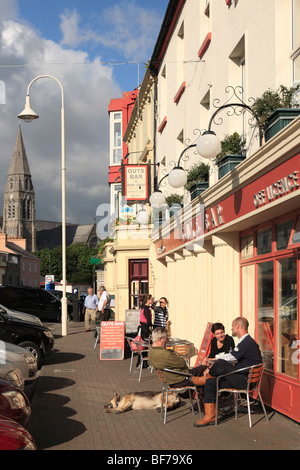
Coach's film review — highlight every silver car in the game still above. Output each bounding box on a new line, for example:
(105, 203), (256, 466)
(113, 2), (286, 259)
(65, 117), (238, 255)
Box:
(0, 342), (37, 385)
(0, 360), (24, 390)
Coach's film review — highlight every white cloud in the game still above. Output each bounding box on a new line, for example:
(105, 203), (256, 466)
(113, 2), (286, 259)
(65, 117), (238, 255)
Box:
(59, 1), (163, 61)
(0, 2), (121, 226)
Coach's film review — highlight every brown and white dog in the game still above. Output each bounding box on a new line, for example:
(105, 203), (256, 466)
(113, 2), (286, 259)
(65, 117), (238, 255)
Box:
(104, 391), (180, 414)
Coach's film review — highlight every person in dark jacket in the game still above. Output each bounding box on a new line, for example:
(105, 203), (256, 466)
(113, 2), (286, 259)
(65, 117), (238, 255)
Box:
(207, 322), (235, 360)
(194, 317), (262, 427)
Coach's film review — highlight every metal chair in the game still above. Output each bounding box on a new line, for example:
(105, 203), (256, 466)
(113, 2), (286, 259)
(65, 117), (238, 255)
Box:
(215, 363), (269, 428)
(155, 368), (202, 424)
(173, 343), (192, 367)
(125, 337), (139, 372)
(135, 341), (153, 382)
(93, 322), (101, 348)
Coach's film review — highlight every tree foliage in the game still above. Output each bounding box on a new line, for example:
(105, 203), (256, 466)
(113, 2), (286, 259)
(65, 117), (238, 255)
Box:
(34, 242), (100, 285)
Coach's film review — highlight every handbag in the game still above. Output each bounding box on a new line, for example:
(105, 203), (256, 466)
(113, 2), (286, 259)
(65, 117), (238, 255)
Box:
(130, 327), (146, 351)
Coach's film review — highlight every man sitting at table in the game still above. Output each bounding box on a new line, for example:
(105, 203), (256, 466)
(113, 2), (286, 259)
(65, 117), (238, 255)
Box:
(148, 327), (207, 388)
(194, 316), (262, 428)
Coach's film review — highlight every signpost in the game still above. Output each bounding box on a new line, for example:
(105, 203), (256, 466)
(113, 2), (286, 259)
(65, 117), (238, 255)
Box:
(100, 321), (125, 360)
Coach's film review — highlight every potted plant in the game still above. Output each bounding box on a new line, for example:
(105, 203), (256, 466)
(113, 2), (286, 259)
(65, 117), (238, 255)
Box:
(184, 162), (210, 200)
(251, 84), (300, 142)
(216, 132), (246, 179)
(166, 194), (184, 218)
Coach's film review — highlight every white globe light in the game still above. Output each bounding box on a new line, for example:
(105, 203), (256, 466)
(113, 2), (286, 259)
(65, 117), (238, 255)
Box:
(196, 131), (221, 159)
(136, 208), (149, 225)
(168, 167), (187, 188)
(149, 190), (166, 206)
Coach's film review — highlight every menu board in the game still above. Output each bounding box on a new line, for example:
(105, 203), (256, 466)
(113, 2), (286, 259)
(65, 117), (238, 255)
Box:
(100, 321), (125, 360)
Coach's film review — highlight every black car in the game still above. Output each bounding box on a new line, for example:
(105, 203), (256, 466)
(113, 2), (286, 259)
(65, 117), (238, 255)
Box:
(0, 286), (72, 323)
(0, 308), (54, 368)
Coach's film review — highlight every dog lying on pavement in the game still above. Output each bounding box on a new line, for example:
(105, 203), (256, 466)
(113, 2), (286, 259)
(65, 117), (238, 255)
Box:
(104, 391), (180, 414)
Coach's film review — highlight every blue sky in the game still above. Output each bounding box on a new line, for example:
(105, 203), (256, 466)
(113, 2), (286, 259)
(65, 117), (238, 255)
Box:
(0, 0), (168, 226)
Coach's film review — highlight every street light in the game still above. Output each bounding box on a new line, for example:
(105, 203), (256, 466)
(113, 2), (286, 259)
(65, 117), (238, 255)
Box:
(18, 75), (68, 336)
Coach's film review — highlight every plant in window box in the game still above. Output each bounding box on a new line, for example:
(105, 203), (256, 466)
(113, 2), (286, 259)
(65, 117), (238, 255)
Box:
(251, 84), (300, 142)
(215, 132), (246, 179)
(165, 194), (184, 217)
(184, 162), (210, 201)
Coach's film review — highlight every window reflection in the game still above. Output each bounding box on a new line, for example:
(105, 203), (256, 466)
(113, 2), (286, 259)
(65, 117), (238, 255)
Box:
(257, 261), (274, 370)
(277, 257), (298, 378)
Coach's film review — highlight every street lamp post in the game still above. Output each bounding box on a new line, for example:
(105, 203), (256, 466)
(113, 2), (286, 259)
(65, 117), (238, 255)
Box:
(18, 75), (68, 336)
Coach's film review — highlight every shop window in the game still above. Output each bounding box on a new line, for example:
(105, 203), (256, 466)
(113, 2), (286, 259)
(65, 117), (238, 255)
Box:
(277, 257), (298, 378)
(291, 215), (300, 245)
(241, 233), (253, 259)
(257, 227), (272, 255)
(276, 219), (294, 251)
(257, 261), (274, 371)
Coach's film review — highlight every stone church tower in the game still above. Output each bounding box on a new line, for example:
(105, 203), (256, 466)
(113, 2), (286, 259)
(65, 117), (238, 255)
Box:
(2, 125), (36, 252)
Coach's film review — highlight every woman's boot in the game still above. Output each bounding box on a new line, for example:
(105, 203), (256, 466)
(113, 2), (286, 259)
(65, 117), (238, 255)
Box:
(194, 403), (216, 427)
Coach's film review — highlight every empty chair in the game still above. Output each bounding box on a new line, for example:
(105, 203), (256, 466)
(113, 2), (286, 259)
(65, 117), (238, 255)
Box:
(155, 368), (202, 424)
(215, 363), (269, 428)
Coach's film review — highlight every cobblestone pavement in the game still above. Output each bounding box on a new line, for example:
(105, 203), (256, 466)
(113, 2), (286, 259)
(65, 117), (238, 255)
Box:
(28, 322), (300, 454)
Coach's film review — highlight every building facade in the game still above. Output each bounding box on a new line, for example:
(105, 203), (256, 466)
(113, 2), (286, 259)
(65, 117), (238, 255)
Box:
(102, 0), (300, 422)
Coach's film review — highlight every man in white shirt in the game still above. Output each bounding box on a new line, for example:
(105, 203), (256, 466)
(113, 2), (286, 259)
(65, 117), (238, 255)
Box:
(98, 286), (111, 322)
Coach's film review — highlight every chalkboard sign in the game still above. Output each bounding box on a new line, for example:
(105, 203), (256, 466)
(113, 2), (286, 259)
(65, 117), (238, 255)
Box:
(100, 321), (125, 360)
(125, 309), (140, 334)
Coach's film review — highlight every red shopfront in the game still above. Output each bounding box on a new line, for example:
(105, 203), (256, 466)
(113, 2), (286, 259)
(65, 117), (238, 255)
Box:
(155, 149), (300, 422)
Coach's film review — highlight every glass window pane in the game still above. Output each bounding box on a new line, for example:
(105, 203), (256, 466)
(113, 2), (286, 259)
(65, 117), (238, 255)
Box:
(114, 112), (121, 120)
(241, 234), (253, 259)
(292, 216), (300, 244)
(276, 220), (293, 251)
(257, 227), (272, 255)
(114, 122), (121, 147)
(257, 261), (274, 370)
(113, 149), (122, 164)
(277, 258), (298, 378)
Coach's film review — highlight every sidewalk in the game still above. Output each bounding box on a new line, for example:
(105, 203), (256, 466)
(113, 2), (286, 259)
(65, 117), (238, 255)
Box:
(28, 321), (300, 451)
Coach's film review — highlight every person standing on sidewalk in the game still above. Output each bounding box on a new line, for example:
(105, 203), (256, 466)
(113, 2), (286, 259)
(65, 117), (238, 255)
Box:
(83, 288), (98, 331)
(153, 297), (172, 334)
(98, 286), (111, 322)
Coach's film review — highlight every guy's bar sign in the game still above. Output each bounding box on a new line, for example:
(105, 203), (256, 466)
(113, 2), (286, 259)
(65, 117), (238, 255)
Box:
(122, 163), (150, 202)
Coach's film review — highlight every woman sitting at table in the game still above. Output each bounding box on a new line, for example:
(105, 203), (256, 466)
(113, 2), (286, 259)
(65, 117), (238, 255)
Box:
(202, 322), (235, 366)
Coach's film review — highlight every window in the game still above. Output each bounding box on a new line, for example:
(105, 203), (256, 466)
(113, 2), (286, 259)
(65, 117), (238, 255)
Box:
(111, 112), (123, 165)
(129, 259), (149, 309)
(292, 0), (300, 81)
(277, 257), (298, 378)
(276, 219), (293, 251)
(241, 213), (300, 376)
(257, 227), (272, 255)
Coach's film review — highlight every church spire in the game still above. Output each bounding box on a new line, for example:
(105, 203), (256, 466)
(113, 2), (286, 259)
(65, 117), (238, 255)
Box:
(2, 124), (36, 252)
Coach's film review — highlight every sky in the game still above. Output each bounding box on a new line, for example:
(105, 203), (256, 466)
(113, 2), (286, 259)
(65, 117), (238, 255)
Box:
(0, 0), (169, 229)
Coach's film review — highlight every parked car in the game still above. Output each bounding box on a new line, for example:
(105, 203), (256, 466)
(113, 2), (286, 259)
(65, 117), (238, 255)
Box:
(0, 378), (31, 427)
(0, 303), (42, 325)
(0, 286), (72, 322)
(0, 342), (37, 385)
(0, 361), (24, 390)
(0, 416), (36, 450)
(0, 311), (54, 368)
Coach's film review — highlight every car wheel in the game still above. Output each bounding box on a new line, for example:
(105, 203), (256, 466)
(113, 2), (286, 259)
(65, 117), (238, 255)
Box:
(18, 341), (43, 369)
